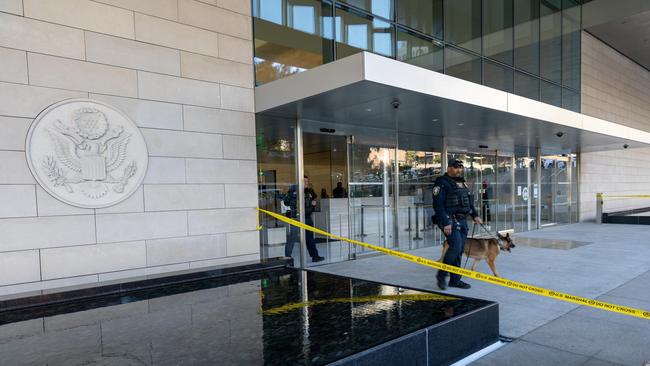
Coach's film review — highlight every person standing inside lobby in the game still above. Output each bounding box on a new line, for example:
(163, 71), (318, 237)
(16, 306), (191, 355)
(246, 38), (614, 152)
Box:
(481, 180), (492, 226)
(283, 176), (325, 262)
(332, 182), (347, 198)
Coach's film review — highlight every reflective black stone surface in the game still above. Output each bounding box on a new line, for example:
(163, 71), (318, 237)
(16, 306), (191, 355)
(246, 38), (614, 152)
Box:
(0, 268), (495, 365)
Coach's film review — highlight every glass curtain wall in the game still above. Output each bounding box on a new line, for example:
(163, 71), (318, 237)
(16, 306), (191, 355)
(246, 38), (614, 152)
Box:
(444, 0), (481, 54)
(397, 0), (443, 38)
(348, 141), (397, 255)
(335, 5), (394, 58)
(540, 0), (562, 84)
(561, 0), (581, 111)
(252, 0), (334, 84)
(257, 114), (579, 264)
(256, 115), (299, 261)
(562, 0), (581, 91)
(484, 60), (514, 93)
(396, 133), (444, 251)
(396, 29), (443, 72)
(483, 0), (513, 65)
(445, 46), (482, 84)
(514, 0), (540, 76)
(252, 0), (582, 112)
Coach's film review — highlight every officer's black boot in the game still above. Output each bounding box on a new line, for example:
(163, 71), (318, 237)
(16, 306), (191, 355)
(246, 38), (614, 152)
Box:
(436, 272), (448, 290)
(448, 280), (471, 289)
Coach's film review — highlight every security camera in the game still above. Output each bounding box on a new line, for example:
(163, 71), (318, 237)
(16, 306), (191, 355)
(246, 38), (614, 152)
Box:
(556, 132), (564, 138)
(624, 144), (629, 149)
(391, 99), (401, 109)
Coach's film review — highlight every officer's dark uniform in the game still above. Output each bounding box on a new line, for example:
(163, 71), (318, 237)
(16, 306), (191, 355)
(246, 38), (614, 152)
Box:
(432, 161), (478, 288)
(283, 185), (322, 261)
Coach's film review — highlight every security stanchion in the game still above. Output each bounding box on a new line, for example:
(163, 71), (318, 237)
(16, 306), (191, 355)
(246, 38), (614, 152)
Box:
(413, 204), (423, 241)
(421, 204), (431, 232)
(359, 205), (367, 237)
(405, 206), (412, 232)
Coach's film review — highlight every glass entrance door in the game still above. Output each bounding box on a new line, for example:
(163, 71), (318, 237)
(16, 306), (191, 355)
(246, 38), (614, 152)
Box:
(348, 140), (397, 256)
(396, 148), (443, 250)
(302, 132), (351, 264)
(513, 155), (537, 232)
(495, 156), (514, 233)
(540, 155), (572, 226)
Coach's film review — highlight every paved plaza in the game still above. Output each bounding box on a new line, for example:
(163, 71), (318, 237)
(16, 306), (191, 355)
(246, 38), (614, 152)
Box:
(316, 223), (650, 365)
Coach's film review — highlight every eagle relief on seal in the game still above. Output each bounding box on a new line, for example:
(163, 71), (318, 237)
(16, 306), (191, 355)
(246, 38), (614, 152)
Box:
(26, 99), (148, 209)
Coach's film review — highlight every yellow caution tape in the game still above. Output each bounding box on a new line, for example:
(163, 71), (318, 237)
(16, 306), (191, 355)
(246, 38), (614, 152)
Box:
(256, 212), (263, 231)
(257, 208), (650, 321)
(598, 193), (650, 199)
(264, 293), (458, 315)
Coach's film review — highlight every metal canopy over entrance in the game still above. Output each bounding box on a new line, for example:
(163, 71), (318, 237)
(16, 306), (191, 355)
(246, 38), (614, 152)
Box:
(255, 52), (650, 267)
(256, 52), (650, 155)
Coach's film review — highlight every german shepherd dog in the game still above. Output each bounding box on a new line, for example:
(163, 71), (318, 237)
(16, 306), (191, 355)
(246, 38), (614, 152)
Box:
(439, 232), (516, 277)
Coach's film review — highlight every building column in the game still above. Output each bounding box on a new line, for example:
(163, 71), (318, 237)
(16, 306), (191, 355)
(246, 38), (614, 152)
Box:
(441, 137), (448, 171)
(536, 148), (542, 229)
(511, 156), (516, 231)
(295, 118), (306, 268)
(526, 155), (532, 231)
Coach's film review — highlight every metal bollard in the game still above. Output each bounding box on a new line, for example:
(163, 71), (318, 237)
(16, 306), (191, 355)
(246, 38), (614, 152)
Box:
(596, 193), (603, 224)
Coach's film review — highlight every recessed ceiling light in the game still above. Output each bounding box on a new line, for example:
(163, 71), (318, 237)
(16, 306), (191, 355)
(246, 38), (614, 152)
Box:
(366, 108), (372, 112)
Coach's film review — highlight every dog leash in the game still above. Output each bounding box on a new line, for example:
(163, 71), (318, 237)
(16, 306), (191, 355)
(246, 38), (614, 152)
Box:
(464, 223), (478, 269)
(479, 222), (497, 237)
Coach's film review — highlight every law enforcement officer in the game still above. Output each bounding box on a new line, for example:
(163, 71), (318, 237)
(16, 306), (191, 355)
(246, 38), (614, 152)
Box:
(432, 159), (482, 290)
(283, 176), (325, 262)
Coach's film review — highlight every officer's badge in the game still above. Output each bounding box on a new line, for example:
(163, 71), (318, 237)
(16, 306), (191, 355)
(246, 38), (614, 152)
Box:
(433, 186), (440, 196)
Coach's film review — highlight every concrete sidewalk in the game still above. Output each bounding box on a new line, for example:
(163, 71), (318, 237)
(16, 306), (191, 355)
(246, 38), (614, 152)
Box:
(314, 223), (650, 365)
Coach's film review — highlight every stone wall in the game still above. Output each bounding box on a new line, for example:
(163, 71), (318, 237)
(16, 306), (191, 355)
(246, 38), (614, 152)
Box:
(579, 31), (650, 221)
(0, 0), (258, 296)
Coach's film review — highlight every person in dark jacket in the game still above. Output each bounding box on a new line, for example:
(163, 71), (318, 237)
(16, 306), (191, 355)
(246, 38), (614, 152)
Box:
(283, 176), (324, 262)
(332, 182), (347, 198)
(432, 159), (482, 290)
(481, 180), (492, 224)
(321, 188), (330, 199)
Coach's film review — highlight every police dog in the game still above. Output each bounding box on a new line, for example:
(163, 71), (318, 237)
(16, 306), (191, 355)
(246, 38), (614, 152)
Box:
(439, 232), (515, 277)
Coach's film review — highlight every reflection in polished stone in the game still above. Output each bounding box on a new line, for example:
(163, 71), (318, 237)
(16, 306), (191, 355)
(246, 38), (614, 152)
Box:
(0, 268), (492, 365)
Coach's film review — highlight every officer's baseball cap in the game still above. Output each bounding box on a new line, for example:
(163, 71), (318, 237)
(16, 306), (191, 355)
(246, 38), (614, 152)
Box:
(448, 159), (464, 168)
